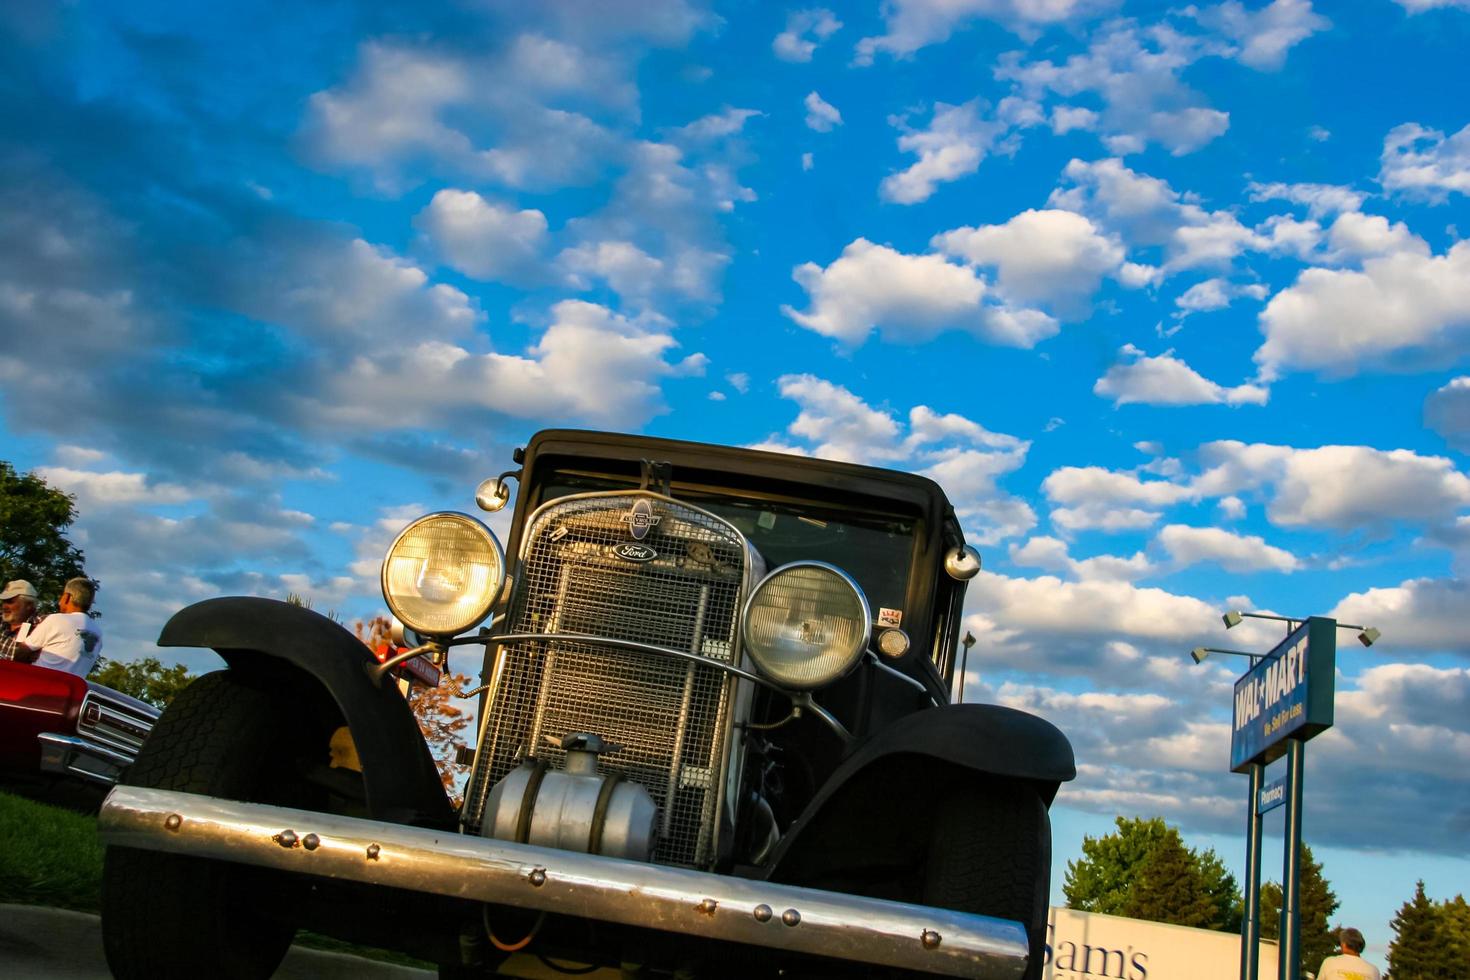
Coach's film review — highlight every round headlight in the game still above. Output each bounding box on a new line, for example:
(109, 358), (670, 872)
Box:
(381, 512), (505, 637)
(741, 562), (871, 690)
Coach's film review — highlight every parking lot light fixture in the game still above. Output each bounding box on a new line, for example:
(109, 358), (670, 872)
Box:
(1190, 647), (1264, 666)
(1222, 610), (1243, 629)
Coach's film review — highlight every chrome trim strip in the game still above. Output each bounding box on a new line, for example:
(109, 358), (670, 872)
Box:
(37, 733), (133, 784)
(100, 786), (1029, 980)
(483, 632), (784, 692)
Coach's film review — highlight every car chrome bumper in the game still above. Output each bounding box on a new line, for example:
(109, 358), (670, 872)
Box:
(99, 785), (1030, 979)
(37, 733), (133, 785)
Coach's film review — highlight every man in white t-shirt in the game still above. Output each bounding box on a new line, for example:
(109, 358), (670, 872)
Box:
(1317, 927), (1381, 980)
(14, 577), (103, 677)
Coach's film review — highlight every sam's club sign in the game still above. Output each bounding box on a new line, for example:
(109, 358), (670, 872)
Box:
(1230, 617), (1337, 773)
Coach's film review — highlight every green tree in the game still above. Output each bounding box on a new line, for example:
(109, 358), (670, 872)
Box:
(1441, 894), (1470, 977)
(0, 461), (88, 607)
(1257, 844), (1340, 975)
(1123, 829), (1225, 928)
(1389, 880), (1449, 980)
(89, 656), (196, 709)
(1064, 816), (1240, 931)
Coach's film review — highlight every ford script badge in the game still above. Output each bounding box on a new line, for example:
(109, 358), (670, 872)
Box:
(614, 543), (658, 563)
(621, 498), (662, 540)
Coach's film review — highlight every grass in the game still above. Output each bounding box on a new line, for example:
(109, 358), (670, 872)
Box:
(0, 788), (431, 970)
(0, 788), (105, 911)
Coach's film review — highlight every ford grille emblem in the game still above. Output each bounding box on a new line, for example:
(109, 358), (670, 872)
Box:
(620, 499), (662, 541)
(614, 543), (658, 563)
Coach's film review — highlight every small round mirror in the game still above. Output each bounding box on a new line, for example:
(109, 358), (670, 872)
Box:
(944, 544), (982, 581)
(475, 477), (511, 513)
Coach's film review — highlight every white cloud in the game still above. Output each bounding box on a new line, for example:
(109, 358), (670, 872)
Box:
(763, 376), (1036, 543)
(726, 372), (750, 394)
(309, 300), (704, 432)
(774, 8), (842, 62)
(1189, 0), (1329, 70)
(416, 189), (548, 283)
(803, 91), (843, 132)
(32, 466), (196, 509)
(674, 107), (762, 143)
(1050, 157), (1264, 272)
(1051, 105), (1100, 134)
(558, 240), (666, 306)
(1094, 345), (1268, 406)
(780, 238), (1058, 348)
(1196, 441), (1470, 529)
(880, 99), (1037, 204)
(1174, 278), (1269, 312)
(801, 152), (814, 171)
(1246, 180), (1366, 218)
(854, 0), (1112, 64)
(1380, 122), (1470, 203)
(1394, 0), (1470, 9)
(1255, 239), (1470, 380)
(1425, 376), (1470, 451)
(244, 237), (479, 352)
(1332, 577), (1470, 655)
(1009, 535), (1154, 581)
(932, 209), (1131, 316)
(1157, 524), (1299, 572)
(996, 21), (1231, 158)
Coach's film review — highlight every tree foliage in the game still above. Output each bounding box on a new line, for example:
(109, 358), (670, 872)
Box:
(89, 656), (196, 709)
(1389, 880), (1470, 979)
(353, 616), (471, 803)
(1063, 816), (1241, 931)
(1257, 843), (1340, 975)
(0, 461), (88, 608)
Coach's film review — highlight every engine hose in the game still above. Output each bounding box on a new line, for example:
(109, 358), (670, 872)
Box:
(484, 906), (545, 953)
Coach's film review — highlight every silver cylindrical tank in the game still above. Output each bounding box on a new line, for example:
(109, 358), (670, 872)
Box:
(482, 733), (658, 862)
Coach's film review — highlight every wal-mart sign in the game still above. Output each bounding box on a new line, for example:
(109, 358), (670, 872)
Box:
(1230, 617), (1336, 773)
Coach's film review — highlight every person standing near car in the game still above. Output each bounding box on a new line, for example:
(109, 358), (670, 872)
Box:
(0, 579), (42, 660)
(13, 577), (103, 675)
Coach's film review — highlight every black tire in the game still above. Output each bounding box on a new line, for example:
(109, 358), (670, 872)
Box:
(922, 783), (1051, 980)
(102, 670), (326, 980)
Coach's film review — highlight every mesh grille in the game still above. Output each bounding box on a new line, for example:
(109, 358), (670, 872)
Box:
(464, 493), (747, 867)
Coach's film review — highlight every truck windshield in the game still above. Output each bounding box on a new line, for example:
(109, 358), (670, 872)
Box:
(539, 474), (918, 623)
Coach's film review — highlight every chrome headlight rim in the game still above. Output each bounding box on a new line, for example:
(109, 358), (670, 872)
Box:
(740, 560), (872, 691)
(380, 511), (505, 638)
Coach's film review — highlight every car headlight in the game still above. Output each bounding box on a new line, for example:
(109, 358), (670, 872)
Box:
(381, 512), (505, 637)
(741, 562), (871, 690)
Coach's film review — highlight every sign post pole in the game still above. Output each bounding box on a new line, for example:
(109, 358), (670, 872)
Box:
(1279, 739), (1306, 980)
(1240, 761), (1264, 980)
(1241, 762), (1264, 980)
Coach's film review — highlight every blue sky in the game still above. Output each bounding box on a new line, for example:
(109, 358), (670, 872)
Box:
(3, 0), (1469, 966)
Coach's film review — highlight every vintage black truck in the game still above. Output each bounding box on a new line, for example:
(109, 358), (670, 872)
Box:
(97, 429), (1074, 979)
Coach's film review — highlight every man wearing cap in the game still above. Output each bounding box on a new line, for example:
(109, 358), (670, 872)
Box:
(1, 579), (43, 660)
(13, 577), (104, 676)
(1317, 927), (1381, 980)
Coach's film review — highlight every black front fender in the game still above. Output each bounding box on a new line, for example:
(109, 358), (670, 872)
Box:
(765, 703), (1073, 887)
(159, 597), (453, 828)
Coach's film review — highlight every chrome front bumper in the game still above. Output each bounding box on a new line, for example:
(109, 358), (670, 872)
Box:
(37, 732), (134, 785)
(99, 786), (1030, 979)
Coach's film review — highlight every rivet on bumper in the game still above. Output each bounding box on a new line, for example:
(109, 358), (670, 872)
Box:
(365, 843), (381, 861)
(781, 909), (801, 927)
(163, 813), (182, 832)
(921, 930), (942, 950)
(752, 904), (773, 923)
(302, 833), (321, 851)
(273, 830), (299, 848)
(528, 867), (547, 887)
(695, 898), (718, 917)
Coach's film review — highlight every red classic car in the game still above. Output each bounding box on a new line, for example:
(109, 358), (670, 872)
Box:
(0, 660), (160, 791)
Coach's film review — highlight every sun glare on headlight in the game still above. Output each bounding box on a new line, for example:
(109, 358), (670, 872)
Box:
(381, 512), (504, 637)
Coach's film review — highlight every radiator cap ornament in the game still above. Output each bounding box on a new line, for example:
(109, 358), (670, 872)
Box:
(621, 498), (662, 540)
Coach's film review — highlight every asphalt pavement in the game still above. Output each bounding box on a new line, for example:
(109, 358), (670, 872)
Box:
(0, 904), (433, 979)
